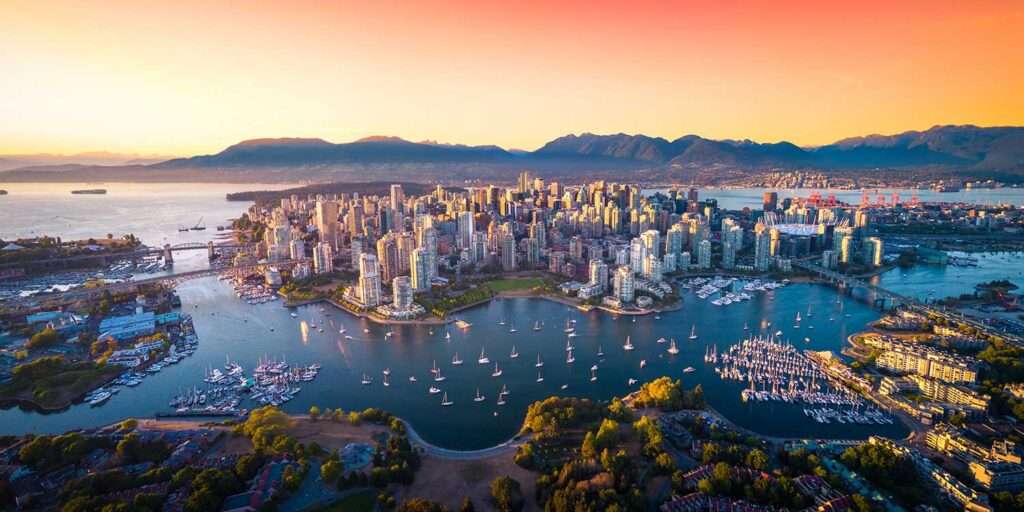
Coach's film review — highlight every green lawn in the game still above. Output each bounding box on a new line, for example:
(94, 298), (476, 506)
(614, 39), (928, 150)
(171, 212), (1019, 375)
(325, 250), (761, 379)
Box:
(483, 278), (545, 293)
(315, 490), (376, 512)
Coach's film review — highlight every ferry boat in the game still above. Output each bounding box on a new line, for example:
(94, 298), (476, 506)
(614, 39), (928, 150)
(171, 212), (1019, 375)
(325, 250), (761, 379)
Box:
(510, 345), (519, 358)
(492, 362), (503, 377)
(623, 335), (635, 351)
(428, 386), (441, 394)
(688, 325), (698, 340)
(535, 354), (544, 368)
(478, 348), (490, 364)
(441, 392), (454, 406)
(667, 339), (679, 355)
(474, 388), (486, 402)
(452, 353), (464, 365)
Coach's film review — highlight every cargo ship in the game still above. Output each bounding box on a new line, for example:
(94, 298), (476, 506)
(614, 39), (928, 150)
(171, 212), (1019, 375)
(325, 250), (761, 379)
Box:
(71, 189), (107, 194)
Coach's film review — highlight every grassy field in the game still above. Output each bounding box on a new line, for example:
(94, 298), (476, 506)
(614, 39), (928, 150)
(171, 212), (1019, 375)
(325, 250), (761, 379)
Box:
(482, 278), (545, 293)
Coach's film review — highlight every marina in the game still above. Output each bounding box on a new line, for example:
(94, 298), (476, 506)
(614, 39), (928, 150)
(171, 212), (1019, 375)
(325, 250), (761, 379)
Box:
(0, 273), (911, 450)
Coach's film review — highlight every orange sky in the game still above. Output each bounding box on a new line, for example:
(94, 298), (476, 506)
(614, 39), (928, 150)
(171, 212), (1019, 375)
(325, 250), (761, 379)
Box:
(2, 0), (1022, 155)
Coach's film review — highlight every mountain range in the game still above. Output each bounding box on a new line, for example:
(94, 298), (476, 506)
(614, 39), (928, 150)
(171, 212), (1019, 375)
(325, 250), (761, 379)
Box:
(1, 125), (1021, 183)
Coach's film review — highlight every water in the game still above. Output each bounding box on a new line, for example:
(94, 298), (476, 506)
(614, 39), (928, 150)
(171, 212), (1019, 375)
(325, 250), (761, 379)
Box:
(0, 182), (289, 272)
(646, 187), (1024, 210)
(0, 277), (907, 449)
(874, 251), (1024, 301)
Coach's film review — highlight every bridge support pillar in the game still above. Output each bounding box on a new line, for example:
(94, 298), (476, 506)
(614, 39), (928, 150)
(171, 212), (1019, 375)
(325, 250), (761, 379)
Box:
(163, 244), (173, 264)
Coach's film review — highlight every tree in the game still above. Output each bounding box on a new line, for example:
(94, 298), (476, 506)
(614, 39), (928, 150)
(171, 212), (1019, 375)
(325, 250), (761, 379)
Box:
(320, 459), (343, 485)
(309, 405), (321, 421)
(459, 496), (476, 512)
(490, 475), (523, 512)
(397, 498), (447, 512)
(745, 448), (768, 470)
(593, 418), (619, 452)
(581, 432), (597, 459)
(27, 327), (61, 350)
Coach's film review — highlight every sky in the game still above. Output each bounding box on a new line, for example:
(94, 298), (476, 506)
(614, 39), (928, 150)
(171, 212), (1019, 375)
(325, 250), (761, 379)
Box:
(2, 0), (1023, 155)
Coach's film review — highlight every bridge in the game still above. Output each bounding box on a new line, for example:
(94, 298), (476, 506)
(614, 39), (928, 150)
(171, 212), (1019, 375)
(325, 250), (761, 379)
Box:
(3, 259), (295, 312)
(794, 260), (1024, 348)
(0, 242), (247, 270)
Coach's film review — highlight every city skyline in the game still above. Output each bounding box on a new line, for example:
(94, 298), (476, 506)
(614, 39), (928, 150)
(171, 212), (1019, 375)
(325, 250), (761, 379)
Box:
(2, 0), (1023, 155)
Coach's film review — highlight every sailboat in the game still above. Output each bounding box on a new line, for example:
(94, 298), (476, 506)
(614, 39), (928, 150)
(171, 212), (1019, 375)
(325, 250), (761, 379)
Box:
(667, 339), (679, 355)
(492, 362), (502, 377)
(535, 354), (544, 368)
(623, 335), (635, 351)
(474, 388), (486, 402)
(499, 318), (506, 326)
(382, 368), (391, 376)
(590, 365), (598, 381)
(597, 345), (604, 357)
(794, 312), (801, 328)
(533, 321), (542, 331)
(806, 304), (813, 317)
(743, 321), (749, 331)
(496, 391), (507, 406)
(688, 325), (698, 340)
(428, 385), (441, 394)
(441, 392), (454, 406)
(509, 322), (517, 333)
(566, 350), (575, 364)
(565, 339), (574, 352)
(478, 348), (490, 364)
(445, 331), (452, 341)
(510, 345), (519, 358)
(431, 360), (439, 375)
(434, 368), (446, 382)
(452, 353), (463, 365)
(563, 320), (575, 333)
(656, 337), (667, 344)
(361, 374), (372, 385)
(500, 384), (509, 396)
(536, 370), (544, 382)
(640, 360), (647, 368)
(383, 374), (390, 387)
(409, 376), (418, 383)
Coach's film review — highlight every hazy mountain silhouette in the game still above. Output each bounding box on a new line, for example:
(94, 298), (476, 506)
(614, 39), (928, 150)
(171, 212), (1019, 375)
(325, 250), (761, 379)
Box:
(1, 125), (1021, 182)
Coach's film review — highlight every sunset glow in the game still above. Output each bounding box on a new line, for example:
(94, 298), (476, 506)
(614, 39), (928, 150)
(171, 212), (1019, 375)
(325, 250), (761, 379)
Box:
(2, 0), (1022, 154)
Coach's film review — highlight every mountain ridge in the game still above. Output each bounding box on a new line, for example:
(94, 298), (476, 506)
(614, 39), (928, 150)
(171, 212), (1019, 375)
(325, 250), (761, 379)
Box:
(1, 125), (1021, 183)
